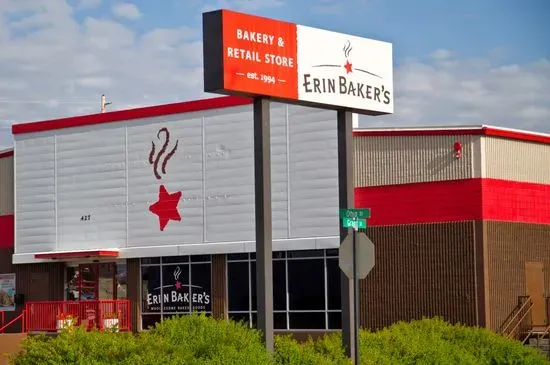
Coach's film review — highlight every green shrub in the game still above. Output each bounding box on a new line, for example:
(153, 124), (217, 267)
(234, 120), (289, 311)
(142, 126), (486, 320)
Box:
(357, 317), (550, 365)
(9, 315), (550, 365)
(273, 334), (350, 365)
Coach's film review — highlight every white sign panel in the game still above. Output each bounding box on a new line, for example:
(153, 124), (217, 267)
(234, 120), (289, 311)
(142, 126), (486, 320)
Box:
(203, 9), (394, 116)
(297, 25), (393, 114)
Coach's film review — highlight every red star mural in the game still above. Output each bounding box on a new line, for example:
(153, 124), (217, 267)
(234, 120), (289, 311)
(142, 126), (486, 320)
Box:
(149, 184), (182, 231)
(344, 60), (353, 74)
(175, 281), (182, 290)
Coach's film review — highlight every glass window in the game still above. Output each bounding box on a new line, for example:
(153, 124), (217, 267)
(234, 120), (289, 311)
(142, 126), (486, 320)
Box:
(116, 263), (127, 300)
(140, 255), (212, 328)
(326, 258), (341, 310)
(288, 259), (325, 311)
(161, 264), (190, 313)
(191, 263), (211, 312)
(142, 266), (161, 313)
(228, 261), (250, 312)
(227, 249), (342, 330)
(289, 312), (326, 329)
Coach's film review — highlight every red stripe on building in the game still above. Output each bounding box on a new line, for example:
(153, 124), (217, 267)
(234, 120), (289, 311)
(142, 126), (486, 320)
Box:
(0, 150), (13, 158)
(12, 96), (252, 135)
(355, 179), (550, 226)
(0, 215), (14, 248)
(482, 179), (550, 224)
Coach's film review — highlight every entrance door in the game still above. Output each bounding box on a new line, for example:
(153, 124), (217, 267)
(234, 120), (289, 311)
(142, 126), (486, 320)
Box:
(77, 263), (118, 300)
(79, 264), (99, 301)
(525, 261), (546, 325)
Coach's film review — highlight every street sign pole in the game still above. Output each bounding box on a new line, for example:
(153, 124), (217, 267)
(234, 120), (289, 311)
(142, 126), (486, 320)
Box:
(352, 226), (360, 365)
(337, 109), (355, 361)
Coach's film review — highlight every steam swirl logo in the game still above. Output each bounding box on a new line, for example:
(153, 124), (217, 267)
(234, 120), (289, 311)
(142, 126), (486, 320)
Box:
(149, 127), (179, 180)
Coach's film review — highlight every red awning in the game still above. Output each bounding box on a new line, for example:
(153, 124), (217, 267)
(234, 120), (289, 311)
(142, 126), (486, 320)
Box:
(34, 250), (119, 260)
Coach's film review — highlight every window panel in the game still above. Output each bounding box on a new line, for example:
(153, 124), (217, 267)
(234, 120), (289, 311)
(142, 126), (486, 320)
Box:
(161, 264), (191, 313)
(190, 263), (212, 312)
(142, 314), (161, 330)
(288, 259), (325, 311)
(289, 312), (326, 329)
(141, 266), (161, 313)
(274, 312), (287, 329)
(326, 258), (341, 310)
(251, 261), (286, 311)
(162, 256), (189, 264)
(228, 262), (250, 312)
(328, 312), (342, 329)
(229, 312), (250, 326)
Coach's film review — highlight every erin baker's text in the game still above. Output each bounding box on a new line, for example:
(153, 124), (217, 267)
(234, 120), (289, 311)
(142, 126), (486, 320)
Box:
(302, 74), (391, 104)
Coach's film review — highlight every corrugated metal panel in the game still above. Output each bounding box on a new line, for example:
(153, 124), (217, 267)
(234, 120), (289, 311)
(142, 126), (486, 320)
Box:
(14, 135), (56, 254)
(14, 103), (339, 258)
(485, 222), (550, 332)
(0, 156), (14, 215)
(211, 254), (227, 320)
(358, 222), (479, 330)
(484, 137), (550, 184)
(354, 135), (480, 187)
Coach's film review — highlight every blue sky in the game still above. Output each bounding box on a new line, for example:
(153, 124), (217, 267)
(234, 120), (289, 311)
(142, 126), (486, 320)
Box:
(68, 0), (549, 64)
(0, 0), (548, 148)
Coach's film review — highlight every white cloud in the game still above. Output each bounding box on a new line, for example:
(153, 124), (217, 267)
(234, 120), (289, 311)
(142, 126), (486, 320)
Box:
(111, 3), (142, 20)
(361, 53), (550, 133)
(77, 0), (102, 10)
(201, 0), (284, 13)
(0, 1), (548, 150)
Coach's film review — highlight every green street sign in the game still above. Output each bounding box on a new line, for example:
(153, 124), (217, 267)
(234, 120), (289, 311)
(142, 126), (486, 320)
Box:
(339, 208), (371, 219)
(342, 218), (367, 229)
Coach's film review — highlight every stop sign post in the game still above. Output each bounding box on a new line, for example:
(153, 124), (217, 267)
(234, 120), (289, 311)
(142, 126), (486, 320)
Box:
(338, 208), (375, 365)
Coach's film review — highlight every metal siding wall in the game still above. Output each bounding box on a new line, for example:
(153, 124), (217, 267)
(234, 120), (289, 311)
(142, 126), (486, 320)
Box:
(354, 135), (479, 187)
(484, 137), (550, 184)
(14, 103), (339, 258)
(486, 222), (550, 332)
(0, 156), (14, 215)
(57, 126), (127, 251)
(358, 222), (478, 330)
(14, 135), (56, 254)
(288, 104), (338, 238)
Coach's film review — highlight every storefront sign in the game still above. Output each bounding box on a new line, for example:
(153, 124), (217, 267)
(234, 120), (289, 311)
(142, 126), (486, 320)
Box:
(202, 9), (393, 115)
(0, 273), (16, 312)
(145, 266), (211, 312)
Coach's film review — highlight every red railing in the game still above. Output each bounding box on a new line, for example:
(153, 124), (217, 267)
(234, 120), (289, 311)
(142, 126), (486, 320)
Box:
(25, 300), (131, 332)
(0, 310), (26, 333)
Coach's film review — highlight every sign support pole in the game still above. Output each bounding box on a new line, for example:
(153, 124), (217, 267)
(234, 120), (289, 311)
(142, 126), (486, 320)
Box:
(253, 97), (274, 352)
(352, 226), (360, 365)
(337, 109), (356, 361)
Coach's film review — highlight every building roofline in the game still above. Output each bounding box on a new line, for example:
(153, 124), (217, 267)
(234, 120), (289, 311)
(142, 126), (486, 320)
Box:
(353, 124), (550, 144)
(12, 95), (252, 135)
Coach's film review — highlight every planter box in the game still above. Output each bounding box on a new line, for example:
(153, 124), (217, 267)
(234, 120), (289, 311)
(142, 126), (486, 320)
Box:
(56, 319), (75, 331)
(102, 318), (119, 332)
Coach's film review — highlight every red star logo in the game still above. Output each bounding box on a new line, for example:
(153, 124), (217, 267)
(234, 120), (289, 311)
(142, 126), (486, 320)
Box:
(149, 184), (182, 231)
(344, 60), (353, 74)
(175, 281), (182, 290)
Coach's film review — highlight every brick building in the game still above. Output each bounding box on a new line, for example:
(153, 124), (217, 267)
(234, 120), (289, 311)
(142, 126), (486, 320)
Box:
(354, 125), (550, 333)
(0, 98), (548, 339)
